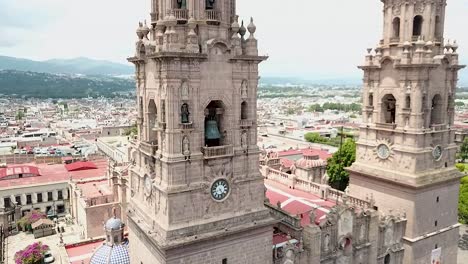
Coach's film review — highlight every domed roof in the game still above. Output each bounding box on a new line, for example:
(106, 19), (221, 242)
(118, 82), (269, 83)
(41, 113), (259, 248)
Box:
(105, 217), (123, 230)
(295, 150), (326, 169)
(90, 244), (130, 264)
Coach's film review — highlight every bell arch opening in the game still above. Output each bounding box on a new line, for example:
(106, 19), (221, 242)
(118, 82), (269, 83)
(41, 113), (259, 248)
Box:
(241, 101), (248, 120)
(392, 17), (400, 38)
(148, 99), (157, 141)
(413, 15), (423, 36)
(381, 94), (396, 124)
(431, 94), (443, 125)
(204, 100), (225, 147)
(435, 16), (442, 39)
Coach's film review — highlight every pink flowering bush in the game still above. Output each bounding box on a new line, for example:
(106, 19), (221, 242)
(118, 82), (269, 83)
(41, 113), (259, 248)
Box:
(14, 242), (49, 264)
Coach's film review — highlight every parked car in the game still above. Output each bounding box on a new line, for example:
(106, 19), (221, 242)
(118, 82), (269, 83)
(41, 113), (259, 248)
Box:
(44, 251), (54, 263)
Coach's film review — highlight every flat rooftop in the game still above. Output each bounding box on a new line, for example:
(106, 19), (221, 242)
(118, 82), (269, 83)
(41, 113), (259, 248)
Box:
(66, 240), (105, 264)
(77, 179), (112, 199)
(0, 159), (107, 189)
(265, 179), (335, 226)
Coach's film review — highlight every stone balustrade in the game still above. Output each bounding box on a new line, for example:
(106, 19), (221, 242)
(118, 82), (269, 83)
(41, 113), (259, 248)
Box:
(239, 119), (254, 128)
(140, 141), (158, 157)
(168, 9), (189, 20)
(180, 122), (194, 130)
(265, 168), (371, 208)
(205, 10), (220, 21)
(201, 145), (234, 159)
(431, 124), (447, 132)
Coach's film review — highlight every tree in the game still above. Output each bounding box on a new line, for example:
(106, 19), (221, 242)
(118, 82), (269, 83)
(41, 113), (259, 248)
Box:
(15, 110), (24, 120)
(326, 139), (356, 191)
(459, 176), (468, 224)
(459, 138), (468, 163)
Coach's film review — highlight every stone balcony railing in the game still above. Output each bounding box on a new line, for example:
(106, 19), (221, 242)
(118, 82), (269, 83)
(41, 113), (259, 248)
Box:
(153, 121), (166, 131)
(239, 119), (254, 128)
(205, 10), (220, 21)
(265, 167), (371, 209)
(180, 122), (194, 130)
(168, 9), (189, 20)
(201, 145), (233, 159)
(431, 124), (447, 132)
(375, 122), (397, 130)
(140, 141), (158, 157)
(265, 203), (302, 230)
(390, 37), (400, 44)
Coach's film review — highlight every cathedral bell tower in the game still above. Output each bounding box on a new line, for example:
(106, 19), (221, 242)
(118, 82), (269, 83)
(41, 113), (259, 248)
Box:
(127, 1), (276, 263)
(348, 0), (465, 263)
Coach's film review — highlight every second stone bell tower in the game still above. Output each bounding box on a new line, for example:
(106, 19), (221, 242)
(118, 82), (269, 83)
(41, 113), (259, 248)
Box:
(348, 0), (464, 263)
(127, 1), (276, 263)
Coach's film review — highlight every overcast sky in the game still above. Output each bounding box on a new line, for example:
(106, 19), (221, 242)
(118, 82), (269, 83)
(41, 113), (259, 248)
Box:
(0, 0), (466, 78)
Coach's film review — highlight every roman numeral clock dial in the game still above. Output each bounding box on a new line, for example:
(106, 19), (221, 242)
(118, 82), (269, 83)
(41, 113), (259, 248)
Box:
(211, 179), (230, 201)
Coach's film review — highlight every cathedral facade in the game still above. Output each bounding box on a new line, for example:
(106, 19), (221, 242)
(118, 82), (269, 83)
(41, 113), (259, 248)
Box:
(348, 0), (464, 263)
(127, 1), (276, 263)
(126, 0), (464, 263)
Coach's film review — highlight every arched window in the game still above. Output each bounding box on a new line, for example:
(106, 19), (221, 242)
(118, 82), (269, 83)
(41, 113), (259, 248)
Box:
(435, 16), (441, 39)
(431, 94), (443, 125)
(392, 17), (401, 38)
(413, 15), (423, 36)
(405, 96), (411, 109)
(382, 94), (397, 124)
(368, 94), (374, 107)
(241, 101), (248, 120)
(384, 254), (391, 264)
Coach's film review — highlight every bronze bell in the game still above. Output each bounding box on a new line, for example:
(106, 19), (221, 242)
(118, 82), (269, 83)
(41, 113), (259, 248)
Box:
(205, 120), (221, 140)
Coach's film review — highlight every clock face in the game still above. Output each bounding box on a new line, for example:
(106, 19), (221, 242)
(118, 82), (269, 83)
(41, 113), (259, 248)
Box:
(211, 179), (230, 201)
(144, 175), (153, 196)
(377, 144), (391, 160)
(433, 146), (443, 160)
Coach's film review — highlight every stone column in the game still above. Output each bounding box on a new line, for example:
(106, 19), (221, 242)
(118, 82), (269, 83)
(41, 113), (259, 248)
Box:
(21, 194), (27, 205)
(52, 190), (58, 201)
(43, 192), (49, 202)
(32, 193), (38, 204)
(0, 197), (4, 208)
(62, 189), (69, 200)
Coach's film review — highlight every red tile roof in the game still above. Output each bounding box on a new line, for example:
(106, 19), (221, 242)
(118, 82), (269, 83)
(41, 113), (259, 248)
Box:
(65, 161), (98, 172)
(265, 179), (335, 227)
(0, 159), (108, 189)
(0, 165), (40, 180)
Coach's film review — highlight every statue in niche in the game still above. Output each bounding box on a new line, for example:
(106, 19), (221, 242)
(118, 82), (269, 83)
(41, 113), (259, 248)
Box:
(206, 0), (215, 9)
(181, 82), (189, 99)
(241, 131), (248, 149)
(181, 103), (190, 124)
(183, 136), (190, 155)
(177, 0), (187, 9)
(323, 234), (330, 252)
(241, 80), (248, 98)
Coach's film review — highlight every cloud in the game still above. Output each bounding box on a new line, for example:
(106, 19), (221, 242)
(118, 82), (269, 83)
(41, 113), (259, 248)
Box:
(0, 0), (466, 78)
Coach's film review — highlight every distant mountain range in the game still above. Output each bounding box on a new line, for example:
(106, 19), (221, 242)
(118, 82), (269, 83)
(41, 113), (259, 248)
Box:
(0, 55), (134, 76)
(0, 70), (134, 98)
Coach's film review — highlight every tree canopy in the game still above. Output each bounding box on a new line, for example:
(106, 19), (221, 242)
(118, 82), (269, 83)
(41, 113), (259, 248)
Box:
(326, 139), (356, 191)
(459, 138), (468, 163)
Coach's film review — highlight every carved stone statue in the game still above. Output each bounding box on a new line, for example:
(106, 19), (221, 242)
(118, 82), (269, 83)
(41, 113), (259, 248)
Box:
(206, 0), (215, 9)
(177, 0), (187, 9)
(181, 103), (190, 123)
(241, 80), (248, 98)
(241, 131), (248, 148)
(324, 234), (330, 252)
(183, 136), (190, 155)
(181, 82), (189, 99)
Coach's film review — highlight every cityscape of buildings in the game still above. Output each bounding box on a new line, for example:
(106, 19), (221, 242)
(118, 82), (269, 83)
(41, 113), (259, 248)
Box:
(0, 0), (467, 264)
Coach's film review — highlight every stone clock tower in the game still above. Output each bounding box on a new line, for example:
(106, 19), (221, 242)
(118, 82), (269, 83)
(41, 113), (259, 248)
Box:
(348, 0), (464, 263)
(127, 1), (275, 263)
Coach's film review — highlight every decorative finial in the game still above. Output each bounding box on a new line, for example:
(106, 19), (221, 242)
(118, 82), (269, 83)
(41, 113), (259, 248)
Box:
(247, 17), (256, 38)
(239, 20), (246, 39)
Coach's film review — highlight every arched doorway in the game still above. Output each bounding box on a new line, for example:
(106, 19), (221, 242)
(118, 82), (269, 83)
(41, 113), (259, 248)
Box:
(381, 94), (396, 124)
